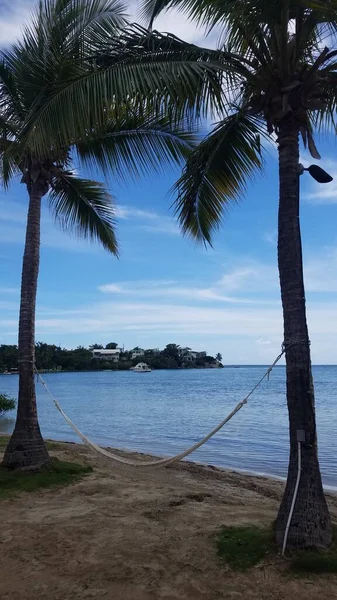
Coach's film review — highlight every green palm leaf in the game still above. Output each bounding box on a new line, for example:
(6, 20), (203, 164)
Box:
(173, 111), (264, 244)
(49, 172), (118, 254)
(76, 116), (196, 179)
(18, 27), (233, 155)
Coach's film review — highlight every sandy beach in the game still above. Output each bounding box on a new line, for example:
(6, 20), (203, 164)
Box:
(1, 439), (337, 600)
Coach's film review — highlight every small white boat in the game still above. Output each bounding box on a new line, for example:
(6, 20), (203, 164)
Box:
(131, 362), (152, 373)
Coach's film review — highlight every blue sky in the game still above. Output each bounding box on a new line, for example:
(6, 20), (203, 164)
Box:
(2, 2), (337, 364)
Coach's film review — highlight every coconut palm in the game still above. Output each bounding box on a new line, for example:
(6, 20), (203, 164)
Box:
(142, 0), (337, 549)
(0, 0), (222, 470)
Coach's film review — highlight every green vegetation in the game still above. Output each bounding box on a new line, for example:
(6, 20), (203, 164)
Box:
(216, 525), (273, 570)
(290, 552), (337, 574)
(290, 526), (337, 574)
(0, 458), (92, 499)
(0, 342), (222, 372)
(216, 524), (337, 574)
(0, 393), (16, 417)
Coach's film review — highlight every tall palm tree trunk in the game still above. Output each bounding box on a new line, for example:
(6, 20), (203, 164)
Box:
(2, 182), (50, 469)
(275, 118), (332, 548)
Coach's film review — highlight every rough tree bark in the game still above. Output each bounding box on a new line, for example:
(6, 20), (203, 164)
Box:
(2, 180), (51, 469)
(275, 118), (332, 548)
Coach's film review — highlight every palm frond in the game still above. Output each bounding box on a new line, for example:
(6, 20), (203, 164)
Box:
(76, 115), (196, 179)
(141, 0), (289, 31)
(173, 111), (264, 244)
(20, 27), (245, 155)
(0, 123), (21, 188)
(0, 59), (25, 122)
(21, 0), (127, 56)
(0, 146), (21, 189)
(1, 0), (127, 121)
(141, 0), (233, 29)
(141, 0), (174, 26)
(49, 172), (118, 254)
(312, 69), (337, 131)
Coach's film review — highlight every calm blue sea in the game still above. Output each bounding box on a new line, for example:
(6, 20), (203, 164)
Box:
(1, 366), (337, 488)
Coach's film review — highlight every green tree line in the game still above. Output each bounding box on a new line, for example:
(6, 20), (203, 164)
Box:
(0, 343), (222, 373)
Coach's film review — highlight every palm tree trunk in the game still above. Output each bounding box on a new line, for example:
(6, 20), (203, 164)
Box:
(275, 118), (332, 549)
(2, 184), (50, 470)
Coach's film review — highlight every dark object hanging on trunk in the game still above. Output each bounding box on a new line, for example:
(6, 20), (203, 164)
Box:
(305, 165), (333, 183)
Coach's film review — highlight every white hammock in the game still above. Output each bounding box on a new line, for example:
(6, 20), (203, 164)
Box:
(37, 349), (284, 469)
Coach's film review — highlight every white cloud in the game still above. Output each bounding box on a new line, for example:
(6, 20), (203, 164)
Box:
(99, 279), (175, 294)
(216, 247), (337, 296)
(11, 302), (283, 338)
(264, 230), (277, 246)
(99, 283), (123, 293)
(0, 221), (104, 253)
(217, 263), (278, 293)
(2, 0), (214, 50)
(0, 200), (180, 252)
(98, 244), (337, 308)
(3, 245), (337, 361)
(139, 222), (179, 235)
(0, 1), (34, 46)
(0, 299), (333, 363)
(153, 10), (218, 47)
(257, 338), (272, 346)
(115, 204), (180, 235)
(98, 277), (274, 304)
(128, 0), (218, 47)
(115, 206), (159, 220)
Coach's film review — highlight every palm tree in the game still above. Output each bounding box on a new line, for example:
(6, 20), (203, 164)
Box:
(0, 0), (215, 470)
(142, 0), (337, 549)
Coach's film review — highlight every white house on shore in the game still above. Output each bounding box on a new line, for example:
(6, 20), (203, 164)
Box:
(131, 348), (145, 360)
(178, 347), (207, 362)
(92, 348), (121, 362)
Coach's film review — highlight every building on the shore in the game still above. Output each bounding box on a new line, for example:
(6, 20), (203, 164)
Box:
(131, 348), (145, 359)
(178, 348), (207, 362)
(91, 348), (121, 362)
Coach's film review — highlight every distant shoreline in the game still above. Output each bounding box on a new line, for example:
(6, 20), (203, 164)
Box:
(2, 364), (337, 375)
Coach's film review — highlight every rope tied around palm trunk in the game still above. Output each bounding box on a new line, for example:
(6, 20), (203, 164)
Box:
(282, 338), (311, 351)
(34, 343), (288, 469)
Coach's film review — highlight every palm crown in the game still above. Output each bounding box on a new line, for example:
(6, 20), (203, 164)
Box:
(1, 0), (218, 252)
(143, 0), (337, 243)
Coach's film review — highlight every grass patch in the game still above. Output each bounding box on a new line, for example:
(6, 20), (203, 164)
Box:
(216, 524), (337, 575)
(290, 552), (337, 574)
(216, 525), (273, 570)
(45, 440), (64, 450)
(290, 525), (337, 574)
(0, 458), (92, 499)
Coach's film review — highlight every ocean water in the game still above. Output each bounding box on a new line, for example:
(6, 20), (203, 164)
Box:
(1, 366), (337, 488)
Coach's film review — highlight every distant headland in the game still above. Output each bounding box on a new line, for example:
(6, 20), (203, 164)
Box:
(0, 342), (223, 373)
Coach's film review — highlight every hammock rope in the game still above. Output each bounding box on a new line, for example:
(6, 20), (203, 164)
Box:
(36, 347), (285, 469)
